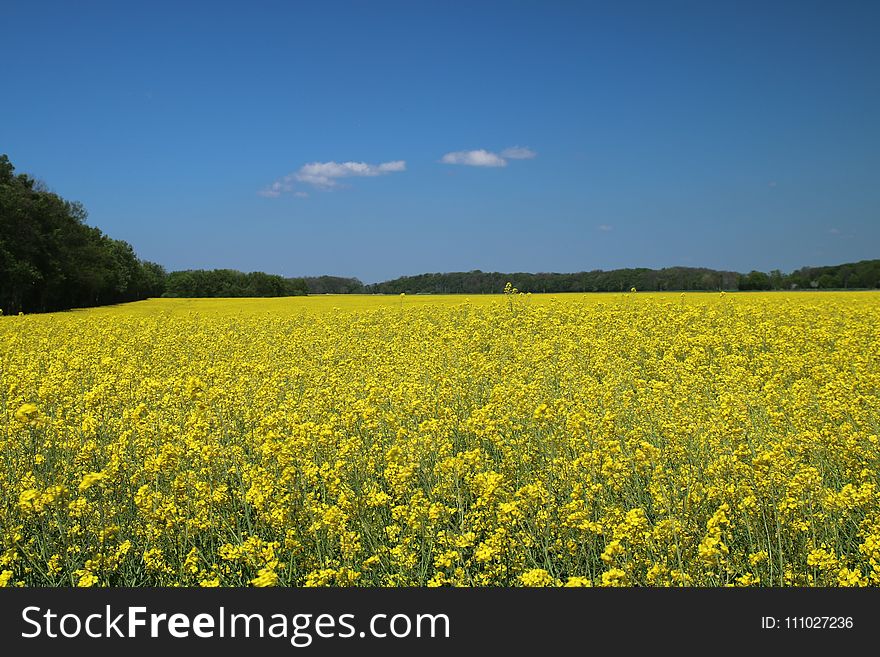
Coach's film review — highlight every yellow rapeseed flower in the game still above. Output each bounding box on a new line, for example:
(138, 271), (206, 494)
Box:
(78, 472), (106, 492)
(0, 292), (878, 586)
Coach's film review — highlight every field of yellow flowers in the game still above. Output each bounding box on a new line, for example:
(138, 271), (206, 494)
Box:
(2, 291), (879, 587)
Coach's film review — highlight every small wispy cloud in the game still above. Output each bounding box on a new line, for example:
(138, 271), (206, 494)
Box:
(501, 146), (537, 160)
(440, 149), (507, 167)
(257, 180), (292, 198)
(440, 146), (537, 168)
(260, 159), (406, 197)
(828, 227), (841, 235)
(597, 224), (613, 232)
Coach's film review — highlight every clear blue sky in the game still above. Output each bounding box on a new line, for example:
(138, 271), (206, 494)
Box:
(2, 0), (878, 283)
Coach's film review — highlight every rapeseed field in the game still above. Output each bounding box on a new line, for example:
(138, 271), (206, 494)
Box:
(1, 291), (878, 587)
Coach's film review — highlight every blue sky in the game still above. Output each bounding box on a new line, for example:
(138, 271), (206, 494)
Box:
(2, 0), (878, 283)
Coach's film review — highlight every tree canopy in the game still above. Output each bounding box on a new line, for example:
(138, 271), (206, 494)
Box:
(163, 269), (307, 298)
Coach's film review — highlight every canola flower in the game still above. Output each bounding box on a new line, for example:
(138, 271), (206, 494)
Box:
(0, 291), (879, 587)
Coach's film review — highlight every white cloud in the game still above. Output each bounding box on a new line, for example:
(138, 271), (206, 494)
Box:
(828, 228), (841, 235)
(260, 159), (406, 196)
(440, 149), (508, 167)
(501, 146), (537, 160)
(440, 146), (537, 167)
(597, 224), (613, 232)
(377, 160), (406, 173)
(295, 160), (407, 188)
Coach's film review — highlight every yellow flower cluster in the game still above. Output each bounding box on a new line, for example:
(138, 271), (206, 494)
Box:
(1, 291), (878, 586)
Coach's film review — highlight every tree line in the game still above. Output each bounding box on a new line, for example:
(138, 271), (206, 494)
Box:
(290, 263), (880, 295)
(164, 270), (307, 298)
(362, 262), (880, 295)
(738, 262), (880, 290)
(364, 268), (740, 294)
(2, 153), (877, 314)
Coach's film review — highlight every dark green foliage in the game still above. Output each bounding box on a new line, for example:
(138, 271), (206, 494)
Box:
(365, 267), (741, 294)
(365, 262), (880, 295)
(301, 276), (365, 294)
(163, 269), (307, 298)
(786, 260), (880, 290)
(737, 270), (772, 291)
(0, 154), (166, 314)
